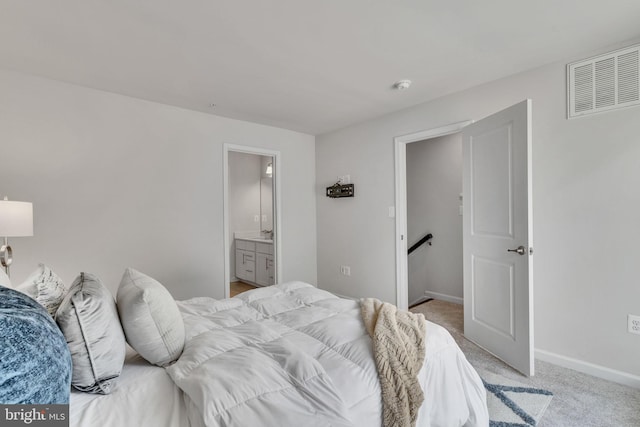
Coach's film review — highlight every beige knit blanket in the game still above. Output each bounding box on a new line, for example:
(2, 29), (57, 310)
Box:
(360, 298), (426, 427)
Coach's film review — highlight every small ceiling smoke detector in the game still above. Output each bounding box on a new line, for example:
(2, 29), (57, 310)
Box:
(393, 80), (412, 90)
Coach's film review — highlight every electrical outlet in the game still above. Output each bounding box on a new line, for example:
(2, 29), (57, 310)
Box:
(628, 314), (640, 335)
(340, 266), (351, 276)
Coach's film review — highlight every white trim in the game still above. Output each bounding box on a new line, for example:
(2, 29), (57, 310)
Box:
(535, 349), (640, 389)
(394, 120), (473, 310)
(525, 99), (535, 375)
(394, 140), (408, 310)
(423, 290), (463, 305)
(223, 144), (282, 299)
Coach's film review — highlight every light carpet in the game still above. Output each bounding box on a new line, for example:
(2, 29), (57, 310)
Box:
(411, 299), (640, 427)
(483, 371), (553, 426)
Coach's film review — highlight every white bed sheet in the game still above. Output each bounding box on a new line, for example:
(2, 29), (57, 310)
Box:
(416, 321), (488, 426)
(69, 347), (190, 427)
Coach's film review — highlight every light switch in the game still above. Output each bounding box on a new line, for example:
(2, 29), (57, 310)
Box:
(337, 175), (351, 184)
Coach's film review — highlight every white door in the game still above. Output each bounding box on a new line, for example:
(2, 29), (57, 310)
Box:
(462, 100), (534, 376)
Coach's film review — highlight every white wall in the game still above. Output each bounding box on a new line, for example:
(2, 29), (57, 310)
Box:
(407, 133), (463, 305)
(317, 39), (640, 379)
(0, 69), (317, 300)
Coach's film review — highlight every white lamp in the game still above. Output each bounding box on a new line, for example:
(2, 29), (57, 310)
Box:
(0, 197), (33, 278)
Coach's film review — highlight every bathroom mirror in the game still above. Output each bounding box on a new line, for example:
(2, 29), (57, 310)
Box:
(260, 156), (273, 233)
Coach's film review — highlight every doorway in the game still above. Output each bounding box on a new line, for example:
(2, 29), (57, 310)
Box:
(406, 132), (464, 308)
(394, 121), (472, 310)
(394, 100), (534, 376)
(223, 144), (282, 299)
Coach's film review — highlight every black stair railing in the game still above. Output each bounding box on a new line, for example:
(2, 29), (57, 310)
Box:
(408, 233), (433, 255)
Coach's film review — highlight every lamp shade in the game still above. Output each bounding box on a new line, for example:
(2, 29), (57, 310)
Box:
(0, 200), (33, 237)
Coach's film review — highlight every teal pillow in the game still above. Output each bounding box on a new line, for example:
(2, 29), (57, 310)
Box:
(0, 285), (72, 404)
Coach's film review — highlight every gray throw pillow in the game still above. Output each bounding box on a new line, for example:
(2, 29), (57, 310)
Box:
(117, 268), (185, 367)
(55, 272), (126, 394)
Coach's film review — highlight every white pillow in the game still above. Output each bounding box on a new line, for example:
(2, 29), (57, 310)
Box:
(117, 268), (185, 367)
(16, 264), (67, 317)
(56, 272), (126, 394)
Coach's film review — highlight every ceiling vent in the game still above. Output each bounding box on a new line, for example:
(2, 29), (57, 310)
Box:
(567, 44), (639, 118)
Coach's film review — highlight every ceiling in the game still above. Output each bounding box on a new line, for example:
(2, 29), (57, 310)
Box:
(1, 1), (639, 135)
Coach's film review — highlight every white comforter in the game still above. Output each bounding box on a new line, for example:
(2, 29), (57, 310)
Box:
(167, 282), (488, 427)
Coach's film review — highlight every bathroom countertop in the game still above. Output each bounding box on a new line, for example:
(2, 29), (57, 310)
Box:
(235, 237), (273, 244)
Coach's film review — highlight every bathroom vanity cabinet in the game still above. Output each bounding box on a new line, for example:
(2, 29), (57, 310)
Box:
(235, 238), (274, 286)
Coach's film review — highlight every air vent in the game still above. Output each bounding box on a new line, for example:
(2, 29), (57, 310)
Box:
(568, 44), (640, 118)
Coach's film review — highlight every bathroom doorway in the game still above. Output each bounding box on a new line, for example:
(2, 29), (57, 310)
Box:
(223, 144), (281, 298)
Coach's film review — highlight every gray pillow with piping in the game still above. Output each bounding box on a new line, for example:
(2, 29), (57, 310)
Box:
(55, 272), (126, 394)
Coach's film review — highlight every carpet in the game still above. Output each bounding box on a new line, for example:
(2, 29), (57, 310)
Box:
(483, 372), (553, 427)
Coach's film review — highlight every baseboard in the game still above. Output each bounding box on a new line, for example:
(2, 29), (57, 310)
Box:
(535, 348), (640, 389)
(424, 290), (463, 305)
(332, 292), (358, 301)
(409, 296), (433, 307)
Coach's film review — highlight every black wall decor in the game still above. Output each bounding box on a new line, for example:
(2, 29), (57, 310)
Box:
(326, 182), (354, 198)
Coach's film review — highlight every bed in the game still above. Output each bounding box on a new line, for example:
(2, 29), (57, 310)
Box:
(68, 281), (488, 427)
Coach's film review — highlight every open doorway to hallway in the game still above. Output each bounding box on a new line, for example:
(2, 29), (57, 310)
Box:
(396, 100), (534, 376)
(406, 133), (463, 307)
(394, 120), (471, 311)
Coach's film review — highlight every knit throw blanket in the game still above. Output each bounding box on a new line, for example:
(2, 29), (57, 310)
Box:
(360, 298), (427, 427)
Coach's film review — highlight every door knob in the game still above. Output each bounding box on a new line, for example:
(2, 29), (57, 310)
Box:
(507, 246), (526, 255)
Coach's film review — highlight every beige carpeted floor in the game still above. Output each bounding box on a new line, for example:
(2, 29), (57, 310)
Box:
(410, 299), (640, 427)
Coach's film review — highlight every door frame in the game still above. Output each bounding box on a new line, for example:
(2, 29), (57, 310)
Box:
(394, 120), (473, 310)
(223, 143), (282, 298)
